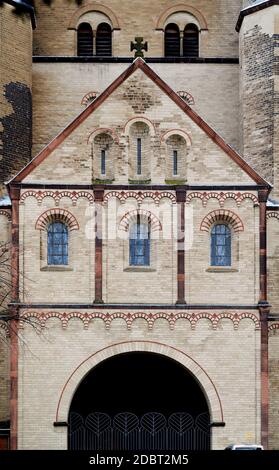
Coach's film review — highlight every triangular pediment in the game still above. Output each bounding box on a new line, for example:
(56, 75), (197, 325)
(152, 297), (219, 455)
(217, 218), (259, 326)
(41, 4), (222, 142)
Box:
(10, 58), (268, 187)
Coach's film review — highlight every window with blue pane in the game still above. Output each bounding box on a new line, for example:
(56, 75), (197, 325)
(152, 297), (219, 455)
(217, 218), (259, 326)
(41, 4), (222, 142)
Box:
(211, 224), (231, 266)
(47, 222), (68, 265)
(129, 219), (150, 266)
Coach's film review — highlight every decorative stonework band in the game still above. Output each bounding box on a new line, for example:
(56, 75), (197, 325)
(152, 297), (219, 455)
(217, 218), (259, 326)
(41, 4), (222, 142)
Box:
(200, 209), (244, 233)
(20, 190), (94, 206)
(19, 311), (260, 331)
(103, 190), (176, 206)
(186, 191), (258, 207)
(20, 190), (259, 209)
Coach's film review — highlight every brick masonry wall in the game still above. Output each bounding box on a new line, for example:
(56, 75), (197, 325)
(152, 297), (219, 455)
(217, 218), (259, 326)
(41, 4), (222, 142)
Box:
(32, 62), (240, 157)
(0, 211), (11, 422)
(269, 328), (279, 450)
(0, 340), (9, 422)
(0, 3), (32, 194)
(17, 313), (261, 450)
(19, 189), (259, 306)
(239, 6), (279, 195)
(33, 0), (242, 57)
(28, 68), (247, 184)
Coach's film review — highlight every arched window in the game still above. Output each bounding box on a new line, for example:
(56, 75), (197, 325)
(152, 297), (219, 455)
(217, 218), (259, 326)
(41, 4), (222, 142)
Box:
(211, 224), (231, 267)
(183, 23), (199, 57)
(173, 150), (178, 175)
(96, 22), (112, 56)
(77, 22), (93, 56)
(129, 217), (150, 266)
(47, 222), (68, 265)
(165, 23), (180, 57)
(128, 121), (151, 181)
(164, 133), (188, 180)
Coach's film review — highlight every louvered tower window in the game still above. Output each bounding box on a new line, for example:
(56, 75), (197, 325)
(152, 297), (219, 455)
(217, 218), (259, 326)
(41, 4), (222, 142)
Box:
(183, 23), (199, 57)
(77, 23), (93, 56)
(165, 23), (180, 57)
(96, 23), (112, 56)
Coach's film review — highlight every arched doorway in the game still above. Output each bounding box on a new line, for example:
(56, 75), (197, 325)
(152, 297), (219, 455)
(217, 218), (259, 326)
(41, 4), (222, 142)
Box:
(68, 352), (210, 450)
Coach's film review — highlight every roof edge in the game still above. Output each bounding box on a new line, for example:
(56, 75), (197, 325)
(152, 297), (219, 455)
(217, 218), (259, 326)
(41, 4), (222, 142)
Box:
(2, 0), (36, 29)
(9, 57), (270, 188)
(236, 0), (279, 32)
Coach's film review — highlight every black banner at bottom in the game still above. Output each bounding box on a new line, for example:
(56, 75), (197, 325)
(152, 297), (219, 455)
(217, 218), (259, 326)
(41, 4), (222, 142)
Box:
(0, 451), (279, 468)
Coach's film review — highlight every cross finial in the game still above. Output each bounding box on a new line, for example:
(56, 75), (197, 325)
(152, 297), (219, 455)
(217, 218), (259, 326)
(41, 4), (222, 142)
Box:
(130, 37), (148, 58)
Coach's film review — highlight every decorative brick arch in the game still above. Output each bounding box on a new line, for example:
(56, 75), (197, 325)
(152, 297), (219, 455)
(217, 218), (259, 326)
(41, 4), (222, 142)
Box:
(103, 190), (176, 206)
(68, 3), (121, 30)
(56, 341), (223, 422)
(161, 128), (192, 147)
(35, 209), (79, 231)
(81, 91), (98, 106)
(156, 3), (208, 30)
(0, 209), (11, 221)
(0, 321), (10, 338)
(266, 211), (279, 221)
(200, 210), (244, 233)
(124, 116), (156, 137)
(20, 190), (94, 206)
(87, 127), (119, 144)
(118, 209), (162, 232)
(177, 91), (195, 105)
(268, 323), (279, 335)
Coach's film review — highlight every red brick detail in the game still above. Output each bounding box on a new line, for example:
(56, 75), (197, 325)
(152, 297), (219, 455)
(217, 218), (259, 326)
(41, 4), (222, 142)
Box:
(186, 191), (258, 208)
(10, 187), (20, 450)
(0, 209), (12, 221)
(0, 321), (10, 338)
(103, 190), (176, 206)
(119, 209), (162, 232)
(266, 211), (279, 221)
(19, 311), (260, 332)
(35, 209), (79, 231)
(123, 116), (156, 136)
(155, 4), (208, 30)
(177, 91), (195, 105)
(10, 58), (269, 187)
(68, 3), (121, 29)
(200, 209), (244, 233)
(268, 322), (279, 335)
(161, 129), (192, 146)
(81, 91), (98, 106)
(87, 127), (119, 144)
(20, 190), (94, 206)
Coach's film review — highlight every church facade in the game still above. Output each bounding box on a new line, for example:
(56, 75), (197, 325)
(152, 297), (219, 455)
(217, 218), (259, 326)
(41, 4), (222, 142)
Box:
(1, 0), (279, 450)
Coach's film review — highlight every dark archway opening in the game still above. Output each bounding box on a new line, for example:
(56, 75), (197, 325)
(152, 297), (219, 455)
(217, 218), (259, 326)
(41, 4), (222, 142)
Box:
(77, 22), (93, 56)
(183, 23), (199, 57)
(68, 352), (210, 450)
(96, 22), (112, 56)
(165, 23), (180, 57)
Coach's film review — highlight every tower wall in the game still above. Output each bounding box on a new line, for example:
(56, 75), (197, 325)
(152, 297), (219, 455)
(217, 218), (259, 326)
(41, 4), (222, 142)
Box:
(239, 5), (279, 194)
(33, 0), (242, 58)
(0, 2), (32, 194)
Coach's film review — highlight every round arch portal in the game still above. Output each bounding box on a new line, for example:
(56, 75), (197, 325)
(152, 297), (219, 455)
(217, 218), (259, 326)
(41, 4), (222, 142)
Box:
(56, 342), (223, 450)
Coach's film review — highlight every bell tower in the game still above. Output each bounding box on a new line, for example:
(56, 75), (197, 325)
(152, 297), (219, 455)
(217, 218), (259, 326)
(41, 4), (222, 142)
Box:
(237, 0), (279, 197)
